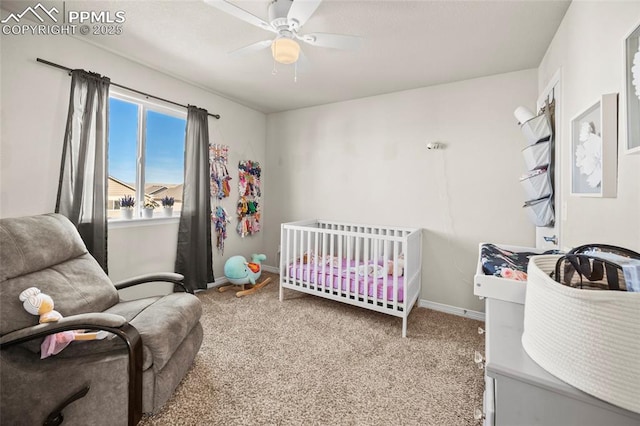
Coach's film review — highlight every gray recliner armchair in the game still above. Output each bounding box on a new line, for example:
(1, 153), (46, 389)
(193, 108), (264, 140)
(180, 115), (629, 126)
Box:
(0, 213), (203, 425)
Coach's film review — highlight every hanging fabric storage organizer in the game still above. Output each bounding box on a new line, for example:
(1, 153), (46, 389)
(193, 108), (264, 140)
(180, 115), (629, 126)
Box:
(524, 195), (554, 227)
(521, 113), (552, 146)
(519, 102), (555, 227)
(520, 168), (552, 201)
(522, 140), (550, 171)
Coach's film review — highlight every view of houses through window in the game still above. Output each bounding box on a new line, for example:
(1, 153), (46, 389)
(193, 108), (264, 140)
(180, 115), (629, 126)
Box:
(107, 95), (186, 219)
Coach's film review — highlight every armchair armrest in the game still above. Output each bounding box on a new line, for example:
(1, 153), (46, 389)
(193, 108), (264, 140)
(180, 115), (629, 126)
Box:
(114, 272), (190, 293)
(0, 312), (127, 347)
(0, 312), (143, 426)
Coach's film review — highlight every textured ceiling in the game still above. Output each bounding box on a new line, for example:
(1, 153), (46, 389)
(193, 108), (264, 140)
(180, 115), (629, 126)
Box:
(1, 0), (571, 113)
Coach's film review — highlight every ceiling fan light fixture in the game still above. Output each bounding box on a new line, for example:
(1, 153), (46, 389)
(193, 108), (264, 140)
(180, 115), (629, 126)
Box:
(271, 37), (300, 64)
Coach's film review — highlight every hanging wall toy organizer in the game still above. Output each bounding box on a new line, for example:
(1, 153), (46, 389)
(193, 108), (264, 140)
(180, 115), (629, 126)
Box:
(210, 144), (232, 254)
(519, 101), (555, 227)
(237, 160), (261, 237)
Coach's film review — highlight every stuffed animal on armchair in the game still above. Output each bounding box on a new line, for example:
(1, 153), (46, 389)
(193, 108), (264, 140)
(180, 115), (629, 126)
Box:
(19, 287), (108, 358)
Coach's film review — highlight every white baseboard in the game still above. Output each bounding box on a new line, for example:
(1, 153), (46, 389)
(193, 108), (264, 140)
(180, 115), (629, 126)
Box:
(418, 299), (485, 322)
(206, 265), (279, 290)
(206, 276), (229, 290)
(262, 265), (279, 274)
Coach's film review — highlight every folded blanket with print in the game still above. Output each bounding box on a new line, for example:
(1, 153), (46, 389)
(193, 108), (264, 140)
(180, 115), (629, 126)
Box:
(481, 243), (559, 282)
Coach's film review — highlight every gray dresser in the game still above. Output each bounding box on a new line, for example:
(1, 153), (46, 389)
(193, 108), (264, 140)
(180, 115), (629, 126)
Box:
(482, 298), (640, 426)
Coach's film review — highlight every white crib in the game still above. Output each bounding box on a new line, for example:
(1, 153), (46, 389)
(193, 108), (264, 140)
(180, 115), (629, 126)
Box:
(279, 219), (422, 337)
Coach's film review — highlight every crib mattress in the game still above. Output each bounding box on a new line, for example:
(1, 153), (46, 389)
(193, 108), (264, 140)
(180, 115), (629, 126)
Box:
(288, 260), (405, 302)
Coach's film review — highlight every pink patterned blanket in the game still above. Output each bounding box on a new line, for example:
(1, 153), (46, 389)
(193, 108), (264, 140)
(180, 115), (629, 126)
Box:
(288, 259), (405, 302)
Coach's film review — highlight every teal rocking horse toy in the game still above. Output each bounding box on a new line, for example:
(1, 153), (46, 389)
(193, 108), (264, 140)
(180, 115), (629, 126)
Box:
(219, 253), (271, 297)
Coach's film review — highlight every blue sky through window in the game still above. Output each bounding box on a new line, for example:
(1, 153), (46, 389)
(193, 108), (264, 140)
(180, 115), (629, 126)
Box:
(145, 110), (185, 184)
(108, 98), (137, 184)
(108, 97), (186, 185)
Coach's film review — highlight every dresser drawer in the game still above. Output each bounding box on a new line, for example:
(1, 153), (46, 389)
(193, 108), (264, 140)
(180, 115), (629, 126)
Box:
(483, 376), (495, 426)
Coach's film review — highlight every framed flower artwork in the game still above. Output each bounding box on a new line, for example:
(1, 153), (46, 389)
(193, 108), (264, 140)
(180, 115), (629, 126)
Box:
(570, 93), (618, 198)
(625, 21), (640, 154)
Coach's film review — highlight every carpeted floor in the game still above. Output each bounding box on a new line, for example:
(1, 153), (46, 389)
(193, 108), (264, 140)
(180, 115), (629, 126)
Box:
(140, 273), (485, 425)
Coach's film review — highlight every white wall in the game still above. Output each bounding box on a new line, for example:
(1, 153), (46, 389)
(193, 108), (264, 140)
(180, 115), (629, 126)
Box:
(0, 32), (267, 282)
(265, 69), (539, 312)
(538, 1), (640, 252)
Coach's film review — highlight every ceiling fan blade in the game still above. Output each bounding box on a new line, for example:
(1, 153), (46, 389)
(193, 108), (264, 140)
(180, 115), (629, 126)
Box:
(203, 0), (275, 33)
(228, 39), (273, 57)
(300, 33), (362, 50)
(287, 0), (322, 29)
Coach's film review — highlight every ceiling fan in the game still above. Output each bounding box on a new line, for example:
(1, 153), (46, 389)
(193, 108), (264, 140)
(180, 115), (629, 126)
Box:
(203, 0), (361, 66)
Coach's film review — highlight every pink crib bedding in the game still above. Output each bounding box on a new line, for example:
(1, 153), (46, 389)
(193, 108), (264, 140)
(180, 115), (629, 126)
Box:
(288, 259), (405, 302)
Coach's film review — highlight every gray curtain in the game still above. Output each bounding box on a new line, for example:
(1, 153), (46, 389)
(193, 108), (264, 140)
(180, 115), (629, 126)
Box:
(175, 106), (214, 290)
(56, 70), (110, 272)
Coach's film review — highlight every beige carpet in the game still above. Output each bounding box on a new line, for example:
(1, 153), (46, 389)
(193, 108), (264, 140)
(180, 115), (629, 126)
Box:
(140, 273), (485, 425)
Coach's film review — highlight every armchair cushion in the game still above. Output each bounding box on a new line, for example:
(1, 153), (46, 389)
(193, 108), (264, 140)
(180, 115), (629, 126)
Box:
(0, 213), (87, 281)
(41, 293), (201, 372)
(105, 293), (202, 371)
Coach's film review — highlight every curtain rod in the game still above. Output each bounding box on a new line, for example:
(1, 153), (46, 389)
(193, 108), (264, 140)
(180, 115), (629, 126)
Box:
(36, 58), (221, 120)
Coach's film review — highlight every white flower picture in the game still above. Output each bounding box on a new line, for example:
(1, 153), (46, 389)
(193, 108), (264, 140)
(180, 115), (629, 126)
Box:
(627, 28), (640, 152)
(571, 94), (617, 197)
(574, 122), (602, 188)
(633, 39), (640, 101)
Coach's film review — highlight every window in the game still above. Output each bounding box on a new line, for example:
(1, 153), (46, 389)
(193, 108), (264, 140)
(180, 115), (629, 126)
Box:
(107, 94), (186, 219)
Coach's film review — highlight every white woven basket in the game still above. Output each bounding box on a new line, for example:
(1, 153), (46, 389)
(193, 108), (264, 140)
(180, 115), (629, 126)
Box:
(522, 255), (640, 414)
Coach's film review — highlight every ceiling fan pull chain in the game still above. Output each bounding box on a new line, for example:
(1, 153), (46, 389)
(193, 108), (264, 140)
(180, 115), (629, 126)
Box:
(294, 61), (298, 83)
(272, 40), (279, 75)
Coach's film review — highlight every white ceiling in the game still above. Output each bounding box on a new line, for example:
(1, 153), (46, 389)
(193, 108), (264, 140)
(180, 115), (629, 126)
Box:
(2, 0), (571, 113)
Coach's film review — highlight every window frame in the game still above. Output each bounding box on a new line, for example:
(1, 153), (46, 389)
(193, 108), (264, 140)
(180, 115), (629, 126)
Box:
(108, 89), (187, 221)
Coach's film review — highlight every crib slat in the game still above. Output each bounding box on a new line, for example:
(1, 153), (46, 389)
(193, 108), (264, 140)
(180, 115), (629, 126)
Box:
(293, 228), (298, 287)
(393, 239), (399, 310)
(363, 236), (369, 303)
(363, 236), (368, 298)
(286, 227), (291, 283)
(343, 233), (349, 298)
(281, 227), (286, 282)
(350, 233), (355, 294)
(306, 230), (312, 290)
(355, 236), (361, 302)
(337, 234), (343, 297)
(382, 235), (389, 304)
(299, 229), (305, 287)
(329, 232), (335, 291)
(321, 232), (327, 293)
(313, 230), (319, 292)
(373, 236), (379, 306)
